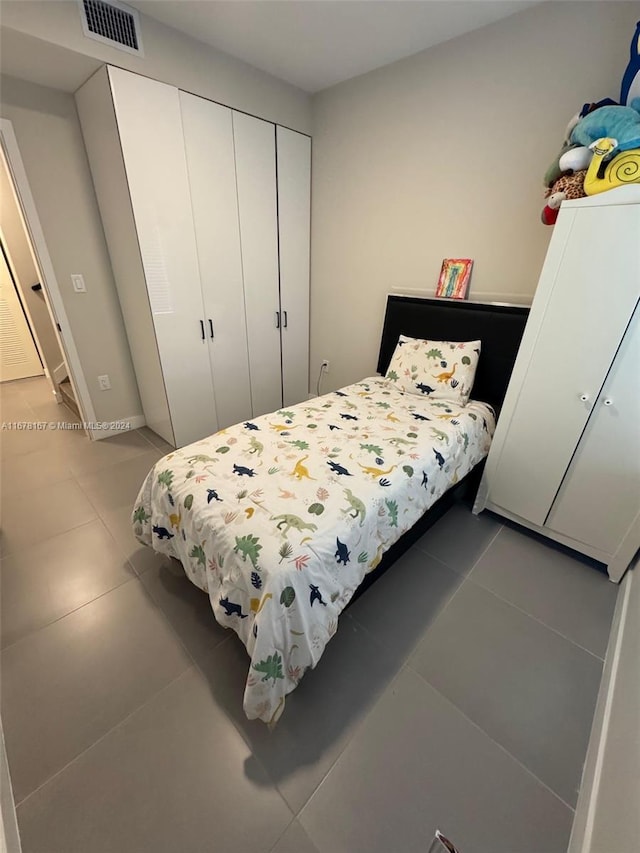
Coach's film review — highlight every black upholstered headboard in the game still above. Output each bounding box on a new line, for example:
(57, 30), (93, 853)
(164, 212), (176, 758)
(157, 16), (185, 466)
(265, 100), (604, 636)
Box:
(377, 296), (529, 413)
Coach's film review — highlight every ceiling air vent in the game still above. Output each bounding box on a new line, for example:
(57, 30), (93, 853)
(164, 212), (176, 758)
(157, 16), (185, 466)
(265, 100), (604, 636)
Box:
(79, 0), (143, 56)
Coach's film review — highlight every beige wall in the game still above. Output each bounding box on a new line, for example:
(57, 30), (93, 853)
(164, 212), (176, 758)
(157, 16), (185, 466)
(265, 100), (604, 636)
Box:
(0, 0), (311, 133)
(0, 1), (311, 426)
(310, 1), (638, 392)
(1, 157), (65, 380)
(1, 75), (142, 422)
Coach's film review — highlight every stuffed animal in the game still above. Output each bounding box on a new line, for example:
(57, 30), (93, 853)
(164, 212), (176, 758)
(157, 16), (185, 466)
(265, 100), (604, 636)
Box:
(541, 170), (587, 225)
(541, 192), (564, 226)
(620, 20), (640, 105)
(583, 138), (640, 194)
(571, 99), (640, 155)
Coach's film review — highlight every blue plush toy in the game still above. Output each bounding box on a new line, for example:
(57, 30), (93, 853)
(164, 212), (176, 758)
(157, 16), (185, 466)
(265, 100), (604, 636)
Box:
(570, 99), (640, 155)
(620, 20), (640, 106)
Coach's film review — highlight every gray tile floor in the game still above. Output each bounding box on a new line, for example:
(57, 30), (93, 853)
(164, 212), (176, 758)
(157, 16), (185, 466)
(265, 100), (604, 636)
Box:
(1, 377), (619, 853)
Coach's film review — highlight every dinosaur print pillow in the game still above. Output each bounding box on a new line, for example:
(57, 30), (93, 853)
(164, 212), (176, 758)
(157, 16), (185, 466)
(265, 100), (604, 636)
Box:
(385, 335), (481, 405)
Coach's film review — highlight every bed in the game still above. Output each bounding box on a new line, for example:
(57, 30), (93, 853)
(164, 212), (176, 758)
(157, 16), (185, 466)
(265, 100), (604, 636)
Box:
(132, 296), (529, 723)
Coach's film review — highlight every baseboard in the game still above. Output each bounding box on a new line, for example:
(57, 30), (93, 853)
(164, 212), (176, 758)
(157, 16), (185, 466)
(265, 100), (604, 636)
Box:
(568, 562), (639, 853)
(52, 361), (67, 384)
(0, 718), (22, 853)
(88, 414), (146, 441)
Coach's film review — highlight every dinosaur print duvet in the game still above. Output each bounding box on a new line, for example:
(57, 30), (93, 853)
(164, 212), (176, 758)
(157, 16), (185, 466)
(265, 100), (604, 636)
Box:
(132, 377), (495, 723)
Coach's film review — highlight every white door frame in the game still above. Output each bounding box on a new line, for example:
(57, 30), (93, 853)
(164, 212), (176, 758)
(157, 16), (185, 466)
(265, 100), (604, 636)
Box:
(1, 229), (53, 391)
(0, 118), (96, 434)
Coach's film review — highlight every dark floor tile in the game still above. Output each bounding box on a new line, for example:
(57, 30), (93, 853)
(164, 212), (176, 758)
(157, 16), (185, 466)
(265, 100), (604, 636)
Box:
(137, 426), (174, 456)
(409, 582), (603, 807)
(100, 504), (172, 575)
(64, 430), (154, 478)
(271, 819), (320, 853)
(299, 668), (573, 853)
(470, 525), (618, 658)
(0, 445), (77, 499)
(415, 503), (502, 575)
(347, 546), (462, 665)
(140, 560), (229, 659)
(1, 581), (190, 802)
(196, 614), (400, 814)
(16, 668), (293, 853)
(76, 450), (161, 514)
(1, 519), (134, 648)
(0, 479), (96, 557)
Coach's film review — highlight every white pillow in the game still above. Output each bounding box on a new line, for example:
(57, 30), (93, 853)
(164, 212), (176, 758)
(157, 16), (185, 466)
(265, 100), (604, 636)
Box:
(385, 335), (481, 405)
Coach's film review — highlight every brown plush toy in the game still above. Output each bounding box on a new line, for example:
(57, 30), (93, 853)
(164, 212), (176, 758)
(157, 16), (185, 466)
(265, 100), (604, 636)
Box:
(541, 170), (587, 225)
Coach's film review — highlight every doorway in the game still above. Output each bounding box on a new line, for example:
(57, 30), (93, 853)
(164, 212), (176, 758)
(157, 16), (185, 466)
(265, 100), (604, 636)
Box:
(0, 118), (92, 430)
(0, 238), (43, 382)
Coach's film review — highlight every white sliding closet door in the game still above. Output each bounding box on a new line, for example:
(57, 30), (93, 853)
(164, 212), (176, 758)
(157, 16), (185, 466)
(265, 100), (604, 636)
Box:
(180, 92), (252, 430)
(108, 67), (217, 447)
(277, 127), (310, 407)
(232, 111), (282, 417)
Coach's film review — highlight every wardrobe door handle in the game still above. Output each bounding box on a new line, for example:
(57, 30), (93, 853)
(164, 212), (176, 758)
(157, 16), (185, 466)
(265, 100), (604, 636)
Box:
(200, 320), (205, 340)
(209, 319), (214, 339)
(579, 393), (590, 403)
(283, 310), (288, 328)
(603, 398), (613, 407)
(275, 311), (280, 329)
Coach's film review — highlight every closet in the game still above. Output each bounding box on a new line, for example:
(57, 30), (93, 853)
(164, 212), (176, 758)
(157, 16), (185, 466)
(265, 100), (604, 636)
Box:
(76, 66), (310, 448)
(474, 187), (640, 581)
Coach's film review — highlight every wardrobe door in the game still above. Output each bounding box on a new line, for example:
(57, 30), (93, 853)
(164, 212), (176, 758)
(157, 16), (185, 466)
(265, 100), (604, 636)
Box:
(232, 111), (282, 417)
(486, 204), (640, 526)
(545, 302), (640, 554)
(180, 92), (252, 430)
(108, 67), (217, 447)
(277, 127), (311, 407)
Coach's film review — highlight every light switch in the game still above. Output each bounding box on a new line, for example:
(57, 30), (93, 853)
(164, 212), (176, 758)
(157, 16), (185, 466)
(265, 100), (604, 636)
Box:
(71, 274), (86, 293)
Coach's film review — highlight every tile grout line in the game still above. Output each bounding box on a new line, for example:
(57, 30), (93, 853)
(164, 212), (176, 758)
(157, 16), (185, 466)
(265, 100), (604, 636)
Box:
(14, 666), (195, 811)
(296, 664), (412, 824)
(408, 665), (578, 815)
(464, 575), (607, 663)
(1, 572), (140, 654)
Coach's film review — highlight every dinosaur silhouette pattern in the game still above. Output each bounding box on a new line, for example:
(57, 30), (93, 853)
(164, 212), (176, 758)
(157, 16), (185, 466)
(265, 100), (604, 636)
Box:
(327, 460), (352, 476)
(152, 525), (174, 540)
(335, 537), (351, 565)
(233, 464), (256, 477)
(272, 514), (318, 536)
(132, 374), (495, 724)
(291, 456), (315, 481)
(219, 597), (248, 618)
(309, 584), (327, 607)
(415, 383), (435, 395)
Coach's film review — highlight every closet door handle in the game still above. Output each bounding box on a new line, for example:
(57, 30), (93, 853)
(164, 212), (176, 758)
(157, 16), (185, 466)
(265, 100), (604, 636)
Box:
(603, 398), (613, 407)
(275, 311), (280, 329)
(209, 319), (214, 339)
(200, 320), (205, 340)
(283, 310), (288, 328)
(579, 393), (590, 403)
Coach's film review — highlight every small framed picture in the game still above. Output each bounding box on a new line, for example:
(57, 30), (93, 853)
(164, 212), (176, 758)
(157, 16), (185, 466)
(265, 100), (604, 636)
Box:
(435, 258), (473, 300)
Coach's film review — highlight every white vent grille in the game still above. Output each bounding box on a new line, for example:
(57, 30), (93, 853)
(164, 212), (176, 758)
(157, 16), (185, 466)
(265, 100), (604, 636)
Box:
(80, 0), (143, 55)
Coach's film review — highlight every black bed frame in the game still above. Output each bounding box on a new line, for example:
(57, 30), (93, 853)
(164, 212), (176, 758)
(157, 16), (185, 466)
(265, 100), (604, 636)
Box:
(349, 295), (529, 604)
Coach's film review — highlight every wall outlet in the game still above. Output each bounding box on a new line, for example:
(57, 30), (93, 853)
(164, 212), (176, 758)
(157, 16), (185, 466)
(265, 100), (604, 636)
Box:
(98, 374), (111, 390)
(71, 274), (86, 293)
(321, 359), (330, 373)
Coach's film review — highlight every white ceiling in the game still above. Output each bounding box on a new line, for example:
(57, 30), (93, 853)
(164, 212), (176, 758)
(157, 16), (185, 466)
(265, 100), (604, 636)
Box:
(130, 1), (539, 93)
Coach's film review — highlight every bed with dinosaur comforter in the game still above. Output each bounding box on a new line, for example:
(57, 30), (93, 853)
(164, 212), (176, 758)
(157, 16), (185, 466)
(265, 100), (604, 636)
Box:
(132, 376), (495, 723)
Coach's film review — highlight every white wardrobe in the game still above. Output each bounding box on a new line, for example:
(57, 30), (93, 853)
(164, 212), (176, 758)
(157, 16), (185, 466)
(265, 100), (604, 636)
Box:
(76, 66), (310, 448)
(474, 187), (640, 581)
